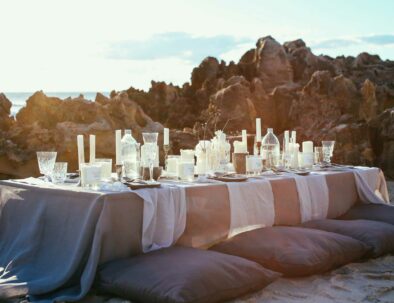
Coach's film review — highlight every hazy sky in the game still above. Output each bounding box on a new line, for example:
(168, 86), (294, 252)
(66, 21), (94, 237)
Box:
(1, 0), (393, 92)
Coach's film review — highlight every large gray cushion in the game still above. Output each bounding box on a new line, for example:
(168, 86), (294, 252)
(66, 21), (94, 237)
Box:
(302, 219), (394, 257)
(210, 226), (369, 277)
(339, 203), (394, 225)
(96, 246), (280, 303)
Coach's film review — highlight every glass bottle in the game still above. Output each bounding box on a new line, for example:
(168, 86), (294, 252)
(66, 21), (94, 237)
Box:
(261, 128), (280, 170)
(121, 129), (140, 178)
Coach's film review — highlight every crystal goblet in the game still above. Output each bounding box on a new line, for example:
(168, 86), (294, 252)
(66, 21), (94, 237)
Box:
(142, 132), (158, 183)
(36, 151), (57, 182)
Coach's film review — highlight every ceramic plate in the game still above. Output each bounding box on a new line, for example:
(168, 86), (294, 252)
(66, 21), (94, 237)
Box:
(123, 181), (161, 190)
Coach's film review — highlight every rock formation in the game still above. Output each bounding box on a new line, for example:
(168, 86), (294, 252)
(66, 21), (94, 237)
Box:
(1, 36), (393, 178)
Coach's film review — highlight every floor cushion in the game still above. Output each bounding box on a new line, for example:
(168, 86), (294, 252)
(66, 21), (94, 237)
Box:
(96, 246), (280, 303)
(301, 219), (394, 257)
(210, 226), (369, 277)
(339, 203), (394, 225)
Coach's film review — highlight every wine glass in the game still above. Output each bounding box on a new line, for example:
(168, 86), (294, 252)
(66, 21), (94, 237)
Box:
(142, 132), (158, 183)
(36, 151), (57, 181)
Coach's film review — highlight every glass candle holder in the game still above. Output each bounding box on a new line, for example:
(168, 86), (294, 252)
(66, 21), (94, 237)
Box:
(321, 141), (335, 165)
(166, 155), (180, 176)
(94, 158), (112, 180)
(52, 162), (68, 184)
(80, 163), (101, 188)
(246, 155), (262, 176)
(314, 147), (323, 165)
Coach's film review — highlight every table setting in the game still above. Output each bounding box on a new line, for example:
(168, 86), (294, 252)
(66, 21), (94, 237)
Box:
(0, 118), (391, 303)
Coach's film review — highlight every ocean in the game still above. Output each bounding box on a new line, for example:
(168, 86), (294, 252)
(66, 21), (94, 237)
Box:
(4, 92), (110, 116)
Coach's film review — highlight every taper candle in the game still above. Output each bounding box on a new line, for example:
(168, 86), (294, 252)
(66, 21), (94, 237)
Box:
(77, 135), (85, 170)
(242, 130), (247, 146)
(256, 118), (262, 142)
(291, 130), (296, 144)
(115, 130), (122, 165)
(164, 128), (169, 145)
(89, 135), (96, 163)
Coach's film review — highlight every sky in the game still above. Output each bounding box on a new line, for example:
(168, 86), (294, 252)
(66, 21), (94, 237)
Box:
(1, 0), (394, 92)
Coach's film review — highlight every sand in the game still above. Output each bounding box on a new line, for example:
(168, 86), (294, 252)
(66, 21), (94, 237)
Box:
(232, 255), (394, 303)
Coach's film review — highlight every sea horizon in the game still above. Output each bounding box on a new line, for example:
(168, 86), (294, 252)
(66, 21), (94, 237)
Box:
(3, 91), (110, 115)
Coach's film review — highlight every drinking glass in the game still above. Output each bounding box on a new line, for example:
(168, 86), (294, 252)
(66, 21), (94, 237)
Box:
(314, 147), (323, 165)
(321, 141), (335, 165)
(52, 162), (68, 184)
(37, 151), (57, 181)
(142, 132), (158, 183)
(246, 155), (262, 176)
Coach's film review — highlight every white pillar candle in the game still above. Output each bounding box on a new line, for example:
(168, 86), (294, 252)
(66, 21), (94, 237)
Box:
(233, 141), (247, 153)
(163, 128), (169, 145)
(256, 118), (262, 142)
(80, 163), (101, 187)
(77, 135), (85, 170)
(89, 135), (96, 163)
(115, 130), (122, 165)
(167, 156), (180, 174)
(242, 130), (247, 146)
(302, 141), (314, 153)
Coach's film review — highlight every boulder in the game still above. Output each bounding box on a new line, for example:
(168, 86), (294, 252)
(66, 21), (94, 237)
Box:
(254, 36), (293, 90)
(0, 93), (14, 130)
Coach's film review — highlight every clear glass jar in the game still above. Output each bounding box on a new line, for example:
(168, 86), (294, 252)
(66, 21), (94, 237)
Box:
(261, 128), (280, 170)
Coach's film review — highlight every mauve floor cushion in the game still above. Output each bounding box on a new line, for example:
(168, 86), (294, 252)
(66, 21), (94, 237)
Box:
(339, 203), (394, 225)
(210, 226), (369, 277)
(96, 246), (280, 303)
(301, 219), (394, 257)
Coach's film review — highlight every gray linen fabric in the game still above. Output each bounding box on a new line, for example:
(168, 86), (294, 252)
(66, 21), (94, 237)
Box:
(0, 182), (143, 302)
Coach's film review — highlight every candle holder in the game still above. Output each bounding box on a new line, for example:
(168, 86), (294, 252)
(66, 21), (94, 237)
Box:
(255, 141), (262, 156)
(76, 170), (81, 187)
(163, 144), (171, 171)
(115, 164), (123, 181)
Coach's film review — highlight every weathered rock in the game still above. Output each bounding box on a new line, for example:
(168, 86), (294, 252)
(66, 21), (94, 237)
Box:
(369, 108), (394, 178)
(0, 93), (14, 130)
(2, 35), (394, 179)
(359, 79), (378, 121)
(0, 91), (166, 178)
(254, 36), (293, 90)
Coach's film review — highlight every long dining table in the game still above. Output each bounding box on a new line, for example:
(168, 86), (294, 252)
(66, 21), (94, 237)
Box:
(0, 166), (390, 302)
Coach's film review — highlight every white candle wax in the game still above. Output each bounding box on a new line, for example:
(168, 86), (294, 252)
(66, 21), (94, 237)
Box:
(77, 135), (85, 170)
(291, 143), (299, 169)
(80, 163), (101, 187)
(167, 157), (179, 174)
(233, 141), (247, 153)
(115, 130), (122, 165)
(284, 130), (289, 153)
(178, 162), (194, 181)
(95, 161), (112, 179)
(291, 130), (296, 143)
(302, 141), (314, 153)
(163, 128), (169, 145)
(89, 135), (95, 163)
(256, 118), (262, 142)
(302, 152), (314, 169)
(242, 130), (247, 146)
